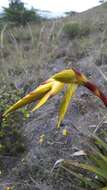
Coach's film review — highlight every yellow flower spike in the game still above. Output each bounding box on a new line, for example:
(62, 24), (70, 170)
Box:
(3, 67), (107, 122)
(57, 84), (78, 128)
(3, 81), (53, 117)
(62, 129), (69, 136)
(32, 80), (64, 112)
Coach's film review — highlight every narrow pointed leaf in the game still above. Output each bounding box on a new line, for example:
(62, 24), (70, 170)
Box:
(63, 160), (107, 179)
(57, 84), (78, 128)
(89, 152), (107, 171)
(93, 135), (107, 151)
(78, 163), (107, 179)
(61, 165), (100, 189)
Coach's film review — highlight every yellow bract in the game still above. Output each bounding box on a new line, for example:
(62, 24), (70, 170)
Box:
(32, 80), (64, 112)
(3, 81), (53, 116)
(53, 69), (76, 83)
(57, 84), (78, 128)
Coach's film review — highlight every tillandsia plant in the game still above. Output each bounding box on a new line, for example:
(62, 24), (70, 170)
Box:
(53, 133), (107, 190)
(3, 68), (107, 127)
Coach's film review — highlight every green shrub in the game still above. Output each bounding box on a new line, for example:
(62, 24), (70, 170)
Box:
(3, 0), (41, 26)
(63, 22), (90, 39)
(80, 24), (90, 36)
(0, 85), (28, 173)
(63, 22), (80, 38)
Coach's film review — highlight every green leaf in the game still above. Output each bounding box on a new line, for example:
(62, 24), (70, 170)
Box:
(100, 187), (107, 190)
(63, 160), (107, 179)
(57, 84), (78, 128)
(62, 165), (101, 189)
(93, 135), (107, 152)
(88, 147), (107, 170)
(78, 163), (107, 179)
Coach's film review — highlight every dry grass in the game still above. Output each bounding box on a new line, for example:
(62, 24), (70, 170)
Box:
(0, 3), (107, 189)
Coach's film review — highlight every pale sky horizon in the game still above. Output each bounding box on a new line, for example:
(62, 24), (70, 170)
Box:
(0, 0), (100, 14)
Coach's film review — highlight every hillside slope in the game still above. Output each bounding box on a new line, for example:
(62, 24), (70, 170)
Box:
(0, 2), (107, 190)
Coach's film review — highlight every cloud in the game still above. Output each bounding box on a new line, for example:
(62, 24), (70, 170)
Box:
(0, 0), (100, 13)
(24, 0), (99, 12)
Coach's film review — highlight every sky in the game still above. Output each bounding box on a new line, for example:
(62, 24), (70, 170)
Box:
(0, 0), (100, 15)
